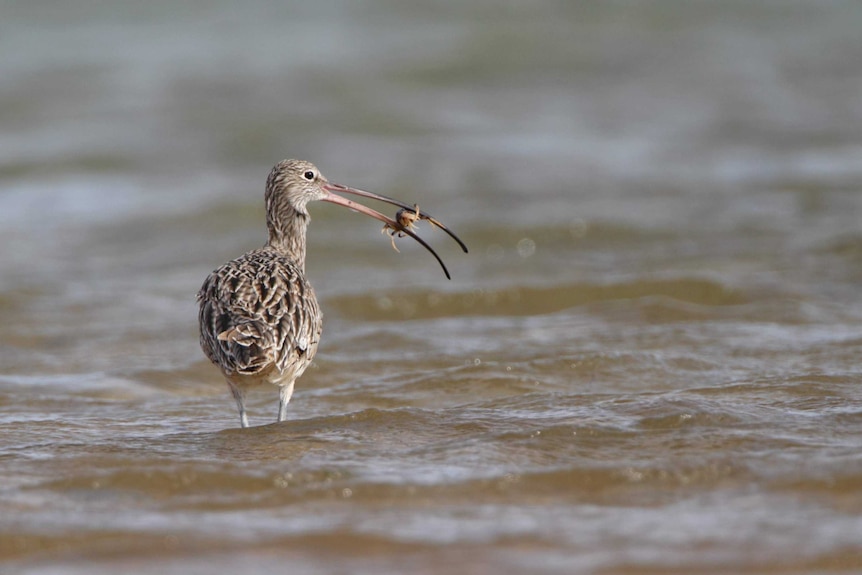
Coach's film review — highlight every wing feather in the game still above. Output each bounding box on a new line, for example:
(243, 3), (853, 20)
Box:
(197, 248), (322, 377)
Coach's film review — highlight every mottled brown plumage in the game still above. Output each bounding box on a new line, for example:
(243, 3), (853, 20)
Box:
(197, 159), (467, 428)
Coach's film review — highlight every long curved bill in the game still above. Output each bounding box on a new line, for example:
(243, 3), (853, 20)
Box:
(322, 186), (454, 279)
(325, 183), (469, 254)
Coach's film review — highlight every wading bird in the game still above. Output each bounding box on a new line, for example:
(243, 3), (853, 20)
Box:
(197, 159), (467, 427)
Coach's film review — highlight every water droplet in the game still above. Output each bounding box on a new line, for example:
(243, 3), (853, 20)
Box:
(516, 238), (536, 258)
(376, 297), (393, 311)
(569, 218), (588, 238)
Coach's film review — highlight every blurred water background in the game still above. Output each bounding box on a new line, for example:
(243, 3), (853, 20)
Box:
(2, 1), (862, 573)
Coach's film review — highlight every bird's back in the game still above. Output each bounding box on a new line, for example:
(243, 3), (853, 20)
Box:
(197, 247), (322, 384)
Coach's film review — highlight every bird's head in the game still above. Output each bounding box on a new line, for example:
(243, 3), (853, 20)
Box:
(264, 158), (468, 279)
(266, 159), (329, 216)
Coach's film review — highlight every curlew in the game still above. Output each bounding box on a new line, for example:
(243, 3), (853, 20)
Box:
(197, 159), (467, 427)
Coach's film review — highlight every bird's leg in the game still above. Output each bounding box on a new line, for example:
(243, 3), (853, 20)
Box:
(228, 381), (249, 428)
(278, 380), (296, 422)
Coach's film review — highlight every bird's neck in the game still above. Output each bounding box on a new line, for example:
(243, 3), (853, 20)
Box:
(265, 208), (309, 271)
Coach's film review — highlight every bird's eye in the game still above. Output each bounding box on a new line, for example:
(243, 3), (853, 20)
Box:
(304, 171), (315, 181)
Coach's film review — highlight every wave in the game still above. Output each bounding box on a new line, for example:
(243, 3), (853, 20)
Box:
(328, 277), (749, 321)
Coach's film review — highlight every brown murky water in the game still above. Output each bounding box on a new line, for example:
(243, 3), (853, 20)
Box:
(3, 2), (862, 574)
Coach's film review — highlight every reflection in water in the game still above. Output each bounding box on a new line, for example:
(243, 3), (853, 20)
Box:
(2, 1), (862, 573)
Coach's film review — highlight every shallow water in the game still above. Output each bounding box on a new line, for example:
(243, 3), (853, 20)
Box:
(3, 1), (862, 574)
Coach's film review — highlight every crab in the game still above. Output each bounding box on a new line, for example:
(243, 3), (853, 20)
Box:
(381, 204), (421, 252)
